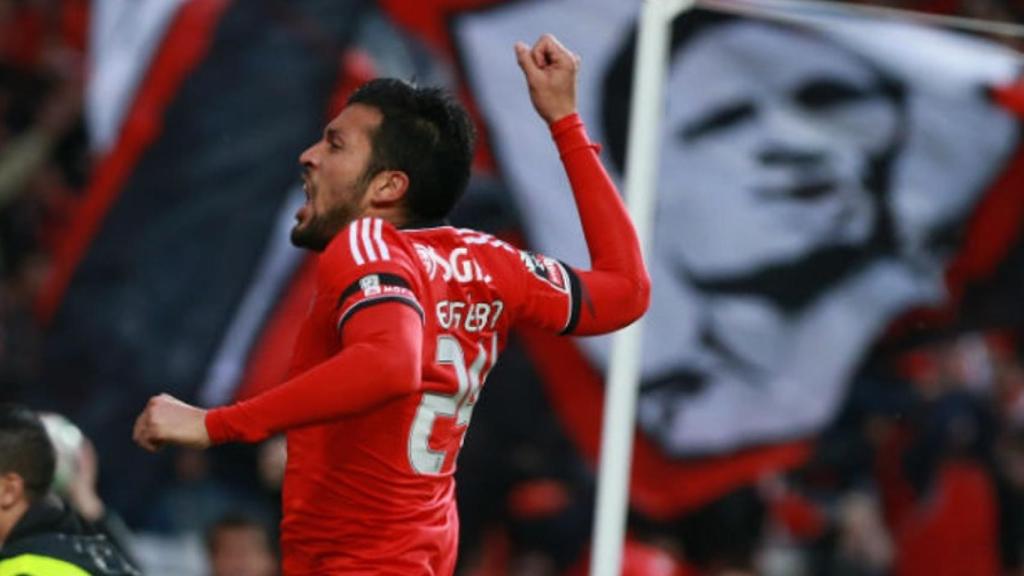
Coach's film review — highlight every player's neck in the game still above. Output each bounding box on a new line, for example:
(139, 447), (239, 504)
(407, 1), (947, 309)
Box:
(360, 206), (407, 229)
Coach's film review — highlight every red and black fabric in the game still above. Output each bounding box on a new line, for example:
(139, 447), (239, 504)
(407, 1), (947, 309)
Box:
(33, 0), (369, 524)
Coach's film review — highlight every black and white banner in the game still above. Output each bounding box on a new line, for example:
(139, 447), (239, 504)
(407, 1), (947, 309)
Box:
(455, 0), (1022, 456)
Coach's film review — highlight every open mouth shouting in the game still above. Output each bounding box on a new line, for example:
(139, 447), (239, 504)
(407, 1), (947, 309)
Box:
(296, 173), (314, 224)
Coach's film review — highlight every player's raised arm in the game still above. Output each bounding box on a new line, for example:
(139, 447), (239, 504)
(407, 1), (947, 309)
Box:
(514, 35), (650, 335)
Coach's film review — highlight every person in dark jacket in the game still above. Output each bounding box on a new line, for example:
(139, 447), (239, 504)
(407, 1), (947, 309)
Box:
(0, 403), (139, 575)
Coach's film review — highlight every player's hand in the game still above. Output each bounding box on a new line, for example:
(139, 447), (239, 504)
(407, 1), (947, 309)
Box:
(133, 393), (210, 452)
(515, 34), (579, 124)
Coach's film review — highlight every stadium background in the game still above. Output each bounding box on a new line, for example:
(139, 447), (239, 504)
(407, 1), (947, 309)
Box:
(1, 0), (1023, 574)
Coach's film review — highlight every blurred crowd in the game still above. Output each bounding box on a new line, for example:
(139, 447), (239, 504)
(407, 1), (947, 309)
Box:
(0, 0), (87, 403)
(1, 0), (1023, 575)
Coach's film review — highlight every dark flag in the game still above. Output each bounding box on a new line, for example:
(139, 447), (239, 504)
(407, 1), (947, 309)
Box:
(35, 0), (369, 523)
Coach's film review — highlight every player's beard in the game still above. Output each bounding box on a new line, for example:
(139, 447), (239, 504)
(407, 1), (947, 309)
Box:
(291, 200), (358, 252)
(293, 167), (375, 251)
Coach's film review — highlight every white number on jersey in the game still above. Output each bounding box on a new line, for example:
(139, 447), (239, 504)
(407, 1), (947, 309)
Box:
(408, 334), (497, 475)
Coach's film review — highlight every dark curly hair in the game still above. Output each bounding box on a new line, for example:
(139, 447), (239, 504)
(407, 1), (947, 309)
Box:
(348, 78), (476, 224)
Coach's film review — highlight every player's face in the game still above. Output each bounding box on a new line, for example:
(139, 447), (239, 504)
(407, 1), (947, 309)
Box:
(659, 24), (900, 279)
(294, 103), (382, 251)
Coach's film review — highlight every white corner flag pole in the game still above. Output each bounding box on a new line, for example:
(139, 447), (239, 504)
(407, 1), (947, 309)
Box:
(589, 1), (692, 575)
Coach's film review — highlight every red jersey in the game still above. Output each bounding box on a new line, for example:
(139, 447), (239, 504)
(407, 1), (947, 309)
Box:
(210, 217), (578, 574)
(205, 114), (649, 575)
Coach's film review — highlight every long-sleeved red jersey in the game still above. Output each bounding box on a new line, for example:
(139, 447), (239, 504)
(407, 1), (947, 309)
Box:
(204, 114), (649, 575)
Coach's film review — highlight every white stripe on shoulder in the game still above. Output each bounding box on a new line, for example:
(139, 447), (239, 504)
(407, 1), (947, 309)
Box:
(349, 221), (364, 265)
(361, 218), (378, 262)
(373, 218), (390, 261)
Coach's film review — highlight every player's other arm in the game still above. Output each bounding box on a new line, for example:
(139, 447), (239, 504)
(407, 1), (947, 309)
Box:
(515, 35), (651, 335)
(134, 303), (417, 446)
(134, 295), (422, 449)
(204, 302), (422, 444)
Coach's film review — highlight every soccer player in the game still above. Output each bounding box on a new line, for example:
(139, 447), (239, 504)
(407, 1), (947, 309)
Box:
(133, 34), (650, 574)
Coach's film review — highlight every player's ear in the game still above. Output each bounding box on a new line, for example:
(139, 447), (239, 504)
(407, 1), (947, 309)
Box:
(366, 170), (409, 207)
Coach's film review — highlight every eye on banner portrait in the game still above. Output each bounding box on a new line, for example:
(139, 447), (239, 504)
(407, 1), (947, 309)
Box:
(450, 0), (1024, 516)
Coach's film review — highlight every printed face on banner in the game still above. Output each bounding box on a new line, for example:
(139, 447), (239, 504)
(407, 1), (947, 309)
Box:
(455, 1), (1018, 456)
(607, 21), (917, 453)
(658, 23), (902, 282)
